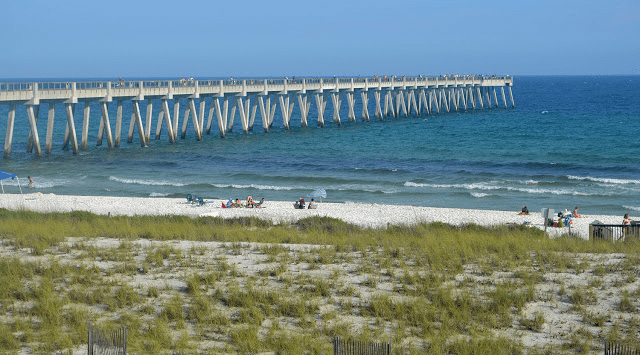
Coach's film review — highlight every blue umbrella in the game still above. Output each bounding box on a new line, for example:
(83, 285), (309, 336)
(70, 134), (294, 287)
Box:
(0, 170), (22, 194)
(307, 189), (327, 200)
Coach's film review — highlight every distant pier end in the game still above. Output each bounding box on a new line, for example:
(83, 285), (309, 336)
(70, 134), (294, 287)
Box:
(0, 75), (514, 157)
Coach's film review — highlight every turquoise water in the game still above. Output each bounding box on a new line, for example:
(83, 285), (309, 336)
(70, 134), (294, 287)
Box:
(1, 76), (639, 216)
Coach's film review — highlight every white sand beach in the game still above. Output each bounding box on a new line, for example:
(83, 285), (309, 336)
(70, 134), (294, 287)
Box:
(0, 193), (626, 239)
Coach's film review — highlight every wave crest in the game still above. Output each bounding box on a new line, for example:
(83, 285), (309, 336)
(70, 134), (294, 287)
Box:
(567, 175), (640, 185)
(109, 176), (186, 186)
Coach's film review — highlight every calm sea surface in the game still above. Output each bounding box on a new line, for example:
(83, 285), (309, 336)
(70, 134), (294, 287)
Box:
(1, 76), (639, 216)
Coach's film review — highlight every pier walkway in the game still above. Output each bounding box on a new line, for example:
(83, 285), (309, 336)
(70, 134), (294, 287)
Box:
(0, 75), (514, 157)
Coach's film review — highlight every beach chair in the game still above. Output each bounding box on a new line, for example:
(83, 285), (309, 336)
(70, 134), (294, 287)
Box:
(197, 197), (205, 206)
(186, 194), (194, 203)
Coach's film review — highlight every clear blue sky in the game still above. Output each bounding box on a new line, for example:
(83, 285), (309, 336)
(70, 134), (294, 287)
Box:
(1, 0), (638, 78)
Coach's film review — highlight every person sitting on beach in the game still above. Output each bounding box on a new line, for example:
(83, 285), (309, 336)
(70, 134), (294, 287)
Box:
(233, 199), (242, 208)
(519, 206), (529, 215)
(572, 206), (581, 218)
(226, 198), (234, 208)
(246, 196), (256, 208)
(255, 198), (265, 208)
(294, 198), (305, 209)
(308, 198), (317, 209)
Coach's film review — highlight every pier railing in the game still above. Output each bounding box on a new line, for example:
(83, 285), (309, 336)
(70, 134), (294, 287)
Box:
(0, 75), (512, 93)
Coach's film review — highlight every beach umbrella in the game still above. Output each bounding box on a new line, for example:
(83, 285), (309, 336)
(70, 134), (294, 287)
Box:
(0, 170), (22, 194)
(307, 189), (327, 201)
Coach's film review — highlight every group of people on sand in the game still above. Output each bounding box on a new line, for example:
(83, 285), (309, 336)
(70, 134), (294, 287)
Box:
(294, 198), (317, 209)
(225, 196), (264, 208)
(520, 205), (582, 218)
(520, 204), (634, 227)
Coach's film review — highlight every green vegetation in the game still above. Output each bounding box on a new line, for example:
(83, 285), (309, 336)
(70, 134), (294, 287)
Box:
(0, 208), (639, 354)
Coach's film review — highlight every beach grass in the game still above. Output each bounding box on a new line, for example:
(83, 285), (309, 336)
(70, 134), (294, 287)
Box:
(1, 209), (640, 353)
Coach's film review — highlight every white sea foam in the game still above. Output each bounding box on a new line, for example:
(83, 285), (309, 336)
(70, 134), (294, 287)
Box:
(150, 192), (171, 197)
(109, 176), (186, 186)
(0, 178), (69, 189)
(211, 183), (295, 191)
(567, 175), (640, 185)
(471, 192), (491, 198)
(405, 181), (596, 196)
(623, 205), (640, 212)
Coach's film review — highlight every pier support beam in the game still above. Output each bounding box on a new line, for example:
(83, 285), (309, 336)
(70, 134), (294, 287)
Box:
(172, 100), (180, 141)
(198, 98), (206, 135)
(398, 90), (407, 117)
(188, 98), (202, 140)
(3, 104), (15, 157)
(409, 90), (418, 116)
(500, 87), (508, 108)
(330, 92), (342, 125)
(297, 93), (310, 127)
(26, 105), (42, 156)
(227, 97), (237, 133)
(249, 96), (258, 131)
(441, 89), (449, 112)
(216, 96), (229, 137)
(468, 87), (476, 109)
(155, 106), (164, 139)
(484, 87), (491, 109)
(360, 91), (370, 121)
(27, 105), (40, 153)
(115, 101), (123, 147)
(460, 87), (468, 111)
(64, 103), (79, 154)
(383, 90), (394, 118)
(97, 102), (114, 148)
(131, 101), (147, 147)
(279, 94), (293, 130)
(257, 96), (269, 132)
(314, 93), (326, 127)
(373, 91), (382, 119)
(81, 102), (91, 150)
(128, 109), (136, 143)
(205, 97), (215, 134)
(508, 86), (515, 108)
(45, 103), (55, 154)
(162, 99), (175, 142)
(144, 99), (153, 142)
(476, 87), (484, 109)
(237, 96), (250, 133)
(346, 92), (356, 122)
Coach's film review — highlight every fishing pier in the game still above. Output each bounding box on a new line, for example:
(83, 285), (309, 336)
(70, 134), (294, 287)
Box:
(0, 75), (514, 157)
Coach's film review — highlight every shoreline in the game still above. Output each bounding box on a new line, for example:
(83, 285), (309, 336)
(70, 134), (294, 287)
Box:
(0, 192), (627, 240)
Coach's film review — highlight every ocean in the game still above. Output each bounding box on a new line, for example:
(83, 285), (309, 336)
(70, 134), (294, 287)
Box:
(1, 76), (639, 216)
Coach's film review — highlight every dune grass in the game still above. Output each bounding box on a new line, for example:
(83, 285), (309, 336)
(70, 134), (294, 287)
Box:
(0, 209), (639, 353)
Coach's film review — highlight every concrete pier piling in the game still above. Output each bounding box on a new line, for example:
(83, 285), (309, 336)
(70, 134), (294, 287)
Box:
(0, 75), (514, 157)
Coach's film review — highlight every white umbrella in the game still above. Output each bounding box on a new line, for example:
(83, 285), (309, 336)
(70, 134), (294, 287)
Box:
(307, 189), (327, 201)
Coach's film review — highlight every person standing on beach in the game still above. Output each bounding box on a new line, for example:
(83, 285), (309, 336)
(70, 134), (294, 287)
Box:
(28, 176), (34, 188)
